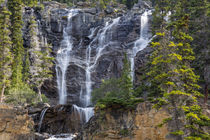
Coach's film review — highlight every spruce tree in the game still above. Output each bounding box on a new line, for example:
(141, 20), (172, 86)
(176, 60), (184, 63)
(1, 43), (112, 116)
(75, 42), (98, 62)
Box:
(29, 16), (53, 102)
(148, 0), (210, 139)
(0, 5), (13, 102)
(22, 49), (30, 84)
(119, 53), (133, 99)
(22, 0), (37, 7)
(8, 0), (24, 87)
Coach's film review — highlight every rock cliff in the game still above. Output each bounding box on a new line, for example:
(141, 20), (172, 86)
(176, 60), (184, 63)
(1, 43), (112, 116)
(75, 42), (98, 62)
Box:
(80, 102), (173, 140)
(22, 1), (152, 105)
(0, 104), (34, 140)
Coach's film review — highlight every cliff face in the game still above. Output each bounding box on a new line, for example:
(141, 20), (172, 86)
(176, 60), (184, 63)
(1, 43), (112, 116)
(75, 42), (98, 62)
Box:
(0, 104), (34, 140)
(81, 102), (173, 140)
(22, 1), (152, 105)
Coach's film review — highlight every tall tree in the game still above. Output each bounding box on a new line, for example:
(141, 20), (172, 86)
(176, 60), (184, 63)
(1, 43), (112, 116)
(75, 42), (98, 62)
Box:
(0, 5), (13, 102)
(8, 0), (24, 87)
(28, 16), (53, 102)
(148, 0), (210, 139)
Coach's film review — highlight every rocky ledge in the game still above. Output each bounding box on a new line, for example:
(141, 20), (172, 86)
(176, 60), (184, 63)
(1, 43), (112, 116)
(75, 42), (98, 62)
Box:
(80, 102), (171, 140)
(0, 104), (34, 140)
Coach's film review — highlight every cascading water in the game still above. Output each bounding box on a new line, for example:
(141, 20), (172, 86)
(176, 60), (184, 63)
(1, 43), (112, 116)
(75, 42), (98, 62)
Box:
(75, 17), (120, 123)
(130, 10), (152, 82)
(56, 9), (78, 105)
(38, 108), (48, 133)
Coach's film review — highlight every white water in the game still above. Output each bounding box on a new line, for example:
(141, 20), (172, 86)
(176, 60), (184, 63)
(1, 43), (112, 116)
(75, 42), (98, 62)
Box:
(56, 9), (78, 104)
(38, 108), (48, 132)
(89, 18), (120, 70)
(46, 134), (77, 140)
(75, 17), (120, 123)
(73, 105), (94, 123)
(130, 10), (152, 82)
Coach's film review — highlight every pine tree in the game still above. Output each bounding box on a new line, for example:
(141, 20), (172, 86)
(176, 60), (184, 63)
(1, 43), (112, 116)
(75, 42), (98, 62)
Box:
(0, 5), (13, 103)
(119, 53), (133, 99)
(187, 0), (210, 104)
(28, 16), (53, 102)
(8, 0), (24, 87)
(22, 0), (38, 7)
(148, 0), (210, 139)
(22, 49), (30, 84)
(92, 53), (133, 106)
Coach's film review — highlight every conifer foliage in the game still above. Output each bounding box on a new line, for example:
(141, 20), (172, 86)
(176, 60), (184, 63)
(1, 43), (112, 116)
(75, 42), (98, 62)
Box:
(92, 54), (135, 109)
(28, 16), (53, 102)
(0, 4), (13, 103)
(8, 0), (24, 86)
(148, 0), (210, 139)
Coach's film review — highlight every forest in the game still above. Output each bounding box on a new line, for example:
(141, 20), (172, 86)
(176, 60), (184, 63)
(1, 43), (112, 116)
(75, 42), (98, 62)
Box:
(0, 0), (209, 140)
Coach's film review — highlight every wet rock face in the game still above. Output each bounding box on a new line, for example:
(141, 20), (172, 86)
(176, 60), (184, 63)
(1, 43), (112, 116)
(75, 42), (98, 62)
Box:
(32, 105), (83, 135)
(0, 104), (34, 140)
(22, 1), (152, 105)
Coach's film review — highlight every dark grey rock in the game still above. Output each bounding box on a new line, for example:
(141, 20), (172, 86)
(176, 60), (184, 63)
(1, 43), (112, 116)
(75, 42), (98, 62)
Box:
(22, 1), (151, 106)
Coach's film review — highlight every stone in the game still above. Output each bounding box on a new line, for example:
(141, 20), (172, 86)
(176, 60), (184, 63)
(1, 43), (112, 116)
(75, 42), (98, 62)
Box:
(105, 6), (114, 14)
(0, 104), (34, 140)
(80, 102), (172, 140)
(33, 105), (85, 134)
(22, 1), (151, 106)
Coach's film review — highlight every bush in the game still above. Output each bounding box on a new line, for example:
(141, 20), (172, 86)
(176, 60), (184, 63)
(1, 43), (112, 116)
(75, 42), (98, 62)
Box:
(41, 94), (49, 103)
(92, 54), (138, 110)
(6, 84), (38, 105)
(92, 78), (125, 104)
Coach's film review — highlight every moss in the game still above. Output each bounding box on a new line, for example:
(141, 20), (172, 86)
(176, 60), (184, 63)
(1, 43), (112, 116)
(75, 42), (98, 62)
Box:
(170, 130), (184, 136)
(118, 128), (131, 137)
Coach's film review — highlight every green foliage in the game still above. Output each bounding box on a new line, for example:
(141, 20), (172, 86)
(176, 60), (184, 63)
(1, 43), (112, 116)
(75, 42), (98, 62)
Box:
(118, 128), (130, 136)
(51, 0), (138, 9)
(0, 5), (13, 102)
(41, 94), (49, 103)
(95, 97), (144, 110)
(6, 84), (38, 105)
(170, 130), (184, 136)
(157, 117), (172, 127)
(92, 54), (137, 110)
(8, 0), (24, 87)
(22, 49), (31, 83)
(148, 0), (210, 139)
(22, 0), (38, 7)
(28, 15), (54, 102)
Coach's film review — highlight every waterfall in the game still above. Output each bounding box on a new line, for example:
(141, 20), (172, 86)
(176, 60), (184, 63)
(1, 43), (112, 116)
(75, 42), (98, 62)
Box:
(73, 17), (120, 123)
(56, 9), (79, 105)
(130, 10), (152, 83)
(89, 17), (120, 70)
(38, 108), (48, 133)
(46, 134), (77, 140)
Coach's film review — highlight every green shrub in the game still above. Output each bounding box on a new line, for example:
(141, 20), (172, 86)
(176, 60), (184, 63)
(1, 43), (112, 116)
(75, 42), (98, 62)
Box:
(6, 84), (38, 105)
(119, 128), (130, 136)
(92, 54), (136, 110)
(41, 94), (49, 103)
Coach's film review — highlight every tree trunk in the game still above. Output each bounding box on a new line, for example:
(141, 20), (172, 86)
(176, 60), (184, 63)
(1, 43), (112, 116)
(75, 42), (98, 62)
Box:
(204, 84), (208, 104)
(0, 84), (5, 103)
(38, 87), (43, 102)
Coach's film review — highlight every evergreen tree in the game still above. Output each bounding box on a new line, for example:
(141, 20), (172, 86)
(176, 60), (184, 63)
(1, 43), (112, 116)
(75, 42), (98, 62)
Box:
(8, 0), (24, 87)
(0, 5), (13, 103)
(22, 49), (30, 84)
(28, 16), (53, 102)
(148, 0), (210, 139)
(187, 0), (210, 104)
(22, 0), (38, 7)
(92, 53), (133, 106)
(119, 53), (133, 99)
